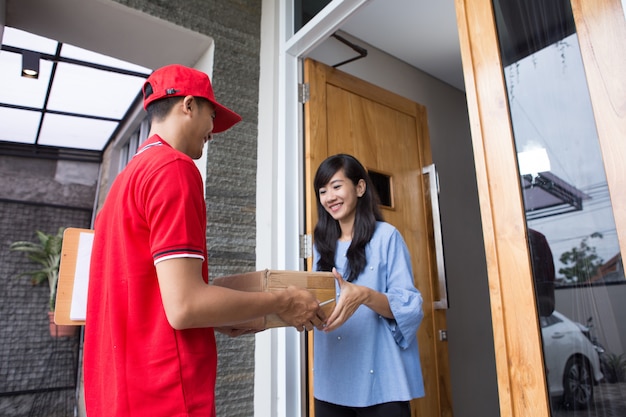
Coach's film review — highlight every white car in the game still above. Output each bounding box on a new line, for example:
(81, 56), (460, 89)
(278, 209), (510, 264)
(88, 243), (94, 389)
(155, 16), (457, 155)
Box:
(540, 310), (604, 409)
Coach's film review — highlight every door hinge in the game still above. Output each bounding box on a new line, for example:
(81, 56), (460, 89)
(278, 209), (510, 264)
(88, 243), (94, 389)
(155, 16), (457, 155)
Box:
(298, 83), (310, 103)
(300, 234), (312, 259)
(439, 329), (448, 341)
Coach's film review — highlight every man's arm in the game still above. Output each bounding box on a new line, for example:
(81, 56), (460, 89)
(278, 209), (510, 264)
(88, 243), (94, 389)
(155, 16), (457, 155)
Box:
(156, 258), (325, 332)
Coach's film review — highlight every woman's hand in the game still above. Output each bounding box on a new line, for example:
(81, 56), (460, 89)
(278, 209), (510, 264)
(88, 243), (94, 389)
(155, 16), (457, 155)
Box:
(323, 268), (369, 332)
(323, 267), (395, 332)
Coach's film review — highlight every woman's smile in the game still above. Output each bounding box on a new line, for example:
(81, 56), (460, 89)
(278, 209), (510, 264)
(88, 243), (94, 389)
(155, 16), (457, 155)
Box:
(328, 202), (343, 212)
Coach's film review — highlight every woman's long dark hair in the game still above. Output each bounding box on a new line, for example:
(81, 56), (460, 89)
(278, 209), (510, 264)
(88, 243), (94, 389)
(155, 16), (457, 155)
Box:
(313, 154), (383, 282)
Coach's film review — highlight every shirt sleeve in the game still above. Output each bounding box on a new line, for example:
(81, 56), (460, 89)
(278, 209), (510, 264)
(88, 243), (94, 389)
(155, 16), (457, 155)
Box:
(383, 228), (424, 349)
(142, 158), (207, 264)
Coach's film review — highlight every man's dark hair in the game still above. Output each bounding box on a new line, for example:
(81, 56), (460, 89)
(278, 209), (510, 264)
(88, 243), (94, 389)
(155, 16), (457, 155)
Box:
(144, 82), (181, 121)
(144, 82), (211, 121)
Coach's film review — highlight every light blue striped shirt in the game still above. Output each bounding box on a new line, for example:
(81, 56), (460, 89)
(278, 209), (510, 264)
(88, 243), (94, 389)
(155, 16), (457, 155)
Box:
(313, 222), (425, 407)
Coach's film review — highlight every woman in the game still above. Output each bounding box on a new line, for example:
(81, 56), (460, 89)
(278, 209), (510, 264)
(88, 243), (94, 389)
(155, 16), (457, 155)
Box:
(313, 154), (425, 417)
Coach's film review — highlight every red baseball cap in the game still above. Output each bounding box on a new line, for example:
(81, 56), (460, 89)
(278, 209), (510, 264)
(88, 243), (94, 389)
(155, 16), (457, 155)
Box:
(142, 64), (242, 133)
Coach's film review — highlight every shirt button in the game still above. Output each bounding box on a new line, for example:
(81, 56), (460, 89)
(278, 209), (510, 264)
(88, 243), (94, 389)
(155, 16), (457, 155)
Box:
(369, 266), (374, 270)
(337, 336), (341, 340)
(370, 370), (374, 374)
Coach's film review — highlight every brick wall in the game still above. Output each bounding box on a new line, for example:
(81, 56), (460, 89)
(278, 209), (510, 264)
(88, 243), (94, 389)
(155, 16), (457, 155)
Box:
(0, 144), (98, 417)
(0, 199), (92, 416)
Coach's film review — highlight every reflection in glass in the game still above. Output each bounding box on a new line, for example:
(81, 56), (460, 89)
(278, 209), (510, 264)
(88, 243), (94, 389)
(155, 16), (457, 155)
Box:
(541, 312), (604, 410)
(493, 0), (626, 415)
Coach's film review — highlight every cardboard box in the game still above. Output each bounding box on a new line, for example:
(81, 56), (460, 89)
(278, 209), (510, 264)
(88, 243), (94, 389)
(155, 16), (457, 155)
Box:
(212, 269), (336, 329)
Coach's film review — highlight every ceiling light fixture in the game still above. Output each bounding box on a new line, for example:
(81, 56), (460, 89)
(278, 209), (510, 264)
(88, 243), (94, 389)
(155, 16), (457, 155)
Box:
(21, 51), (40, 79)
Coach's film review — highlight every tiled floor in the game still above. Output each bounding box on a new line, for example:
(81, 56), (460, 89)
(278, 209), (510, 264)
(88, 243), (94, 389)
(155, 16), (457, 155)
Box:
(552, 382), (626, 417)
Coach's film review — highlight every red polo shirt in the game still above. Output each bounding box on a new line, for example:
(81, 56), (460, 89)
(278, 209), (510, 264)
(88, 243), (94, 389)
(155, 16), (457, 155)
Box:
(84, 135), (217, 416)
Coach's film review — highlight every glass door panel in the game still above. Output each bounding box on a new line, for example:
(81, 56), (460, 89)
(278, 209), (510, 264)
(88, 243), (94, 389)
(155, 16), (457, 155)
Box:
(294, 0), (332, 33)
(493, 0), (626, 415)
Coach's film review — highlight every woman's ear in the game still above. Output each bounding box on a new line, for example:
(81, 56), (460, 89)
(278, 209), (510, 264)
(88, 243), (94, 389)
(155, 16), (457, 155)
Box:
(356, 179), (366, 197)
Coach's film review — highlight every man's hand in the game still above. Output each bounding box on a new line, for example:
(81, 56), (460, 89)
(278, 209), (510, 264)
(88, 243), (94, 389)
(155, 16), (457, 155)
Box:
(276, 286), (327, 332)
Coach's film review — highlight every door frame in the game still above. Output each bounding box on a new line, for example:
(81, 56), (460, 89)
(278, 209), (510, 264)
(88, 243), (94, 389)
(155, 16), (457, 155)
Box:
(255, 2), (373, 416)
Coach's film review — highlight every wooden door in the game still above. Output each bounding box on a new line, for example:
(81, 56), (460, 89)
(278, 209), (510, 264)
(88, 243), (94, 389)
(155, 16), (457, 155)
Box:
(304, 58), (452, 417)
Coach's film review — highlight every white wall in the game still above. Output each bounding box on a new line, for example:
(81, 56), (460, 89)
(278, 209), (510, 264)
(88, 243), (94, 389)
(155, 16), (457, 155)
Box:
(307, 32), (499, 417)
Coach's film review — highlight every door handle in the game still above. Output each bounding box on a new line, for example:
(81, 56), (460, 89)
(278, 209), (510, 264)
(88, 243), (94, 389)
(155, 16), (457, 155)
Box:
(423, 164), (448, 310)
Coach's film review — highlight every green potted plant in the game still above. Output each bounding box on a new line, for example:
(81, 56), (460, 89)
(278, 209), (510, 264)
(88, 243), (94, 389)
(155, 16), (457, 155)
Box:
(10, 227), (76, 337)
